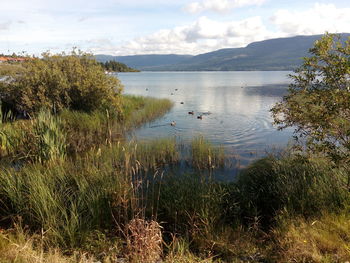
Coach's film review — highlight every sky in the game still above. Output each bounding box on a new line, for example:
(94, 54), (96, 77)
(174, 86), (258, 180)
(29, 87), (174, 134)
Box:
(0, 0), (349, 56)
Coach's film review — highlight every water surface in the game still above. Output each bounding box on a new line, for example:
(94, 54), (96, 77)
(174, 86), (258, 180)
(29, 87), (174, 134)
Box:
(118, 71), (294, 168)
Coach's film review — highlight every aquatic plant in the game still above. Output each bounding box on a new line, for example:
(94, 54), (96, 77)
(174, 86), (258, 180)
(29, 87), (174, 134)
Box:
(191, 135), (225, 170)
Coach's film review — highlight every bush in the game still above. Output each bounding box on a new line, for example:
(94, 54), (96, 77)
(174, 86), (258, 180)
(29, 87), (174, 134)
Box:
(232, 155), (349, 227)
(272, 33), (350, 162)
(156, 174), (228, 240)
(0, 50), (123, 116)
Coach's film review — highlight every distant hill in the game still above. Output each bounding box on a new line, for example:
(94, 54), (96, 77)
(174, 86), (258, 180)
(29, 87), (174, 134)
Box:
(95, 54), (192, 69)
(95, 34), (350, 71)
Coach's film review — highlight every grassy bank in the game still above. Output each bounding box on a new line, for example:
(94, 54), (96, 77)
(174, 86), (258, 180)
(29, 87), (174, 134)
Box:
(1, 94), (349, 262)
(2, 38), (349, 262)
(0, 95), (173, 160)
(0, 133), (349, 262)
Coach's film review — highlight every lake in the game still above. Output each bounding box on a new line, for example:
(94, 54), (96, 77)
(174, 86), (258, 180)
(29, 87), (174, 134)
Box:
(118, 71), (295, 169)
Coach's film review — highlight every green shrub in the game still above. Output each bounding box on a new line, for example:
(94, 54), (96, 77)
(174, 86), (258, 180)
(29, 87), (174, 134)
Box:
(156, 174), (228, 238)
(0, 50), (123, 116)
(272, 33), (350, 162)
(232, 155), (349, 227)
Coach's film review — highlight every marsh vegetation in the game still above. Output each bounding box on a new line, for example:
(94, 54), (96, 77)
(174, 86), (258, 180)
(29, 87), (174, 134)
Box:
(1, 34), (350, 262)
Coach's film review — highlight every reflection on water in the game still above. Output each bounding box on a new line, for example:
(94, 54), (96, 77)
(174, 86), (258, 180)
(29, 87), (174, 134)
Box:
(118, 71), (295, 174)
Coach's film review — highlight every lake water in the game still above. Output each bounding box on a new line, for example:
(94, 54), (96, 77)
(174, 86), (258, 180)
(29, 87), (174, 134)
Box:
(118, 71), (294, 169)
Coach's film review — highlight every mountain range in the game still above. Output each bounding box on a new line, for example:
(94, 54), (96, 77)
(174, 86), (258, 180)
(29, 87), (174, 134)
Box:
(95, 34), (350, 71)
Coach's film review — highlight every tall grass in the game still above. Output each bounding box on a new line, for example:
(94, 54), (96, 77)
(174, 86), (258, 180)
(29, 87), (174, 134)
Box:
(60, 109), (112, 153)
(2, 93), (350, 261)
(231, 155), (350, 227)
(0, 225), (97, 263)
(191, 135), (225, 171)
(155, 173), (228, 245)
(59, 95), (173, 153)
(1, 145), (350, 261)
(0, 95), (174, 160)
(274, 211), (350, 262)
(0, 225), (215, 263)
(0, 162), (117, 247)
(122, 95), (173, 129)
(0, 138), (178, 249)
(0, 110), (66, 163)
(0, 104), (22, 158)
(32, 110), (66, 162)
(0, 121), (23, 158)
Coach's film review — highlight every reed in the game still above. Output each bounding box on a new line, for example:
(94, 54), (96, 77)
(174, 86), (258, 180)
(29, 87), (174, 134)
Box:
(60, 109), (112, 153)
(0, 95), (174, 160)
(122, 95), (173, 129)
(232, 154), (350, 227)
(0, 137), (179, 249)
(191, 135), (225, 170)
(125, 218), (163, 263)
(0, 121), (22, 158)
(2, 93), (350, 262)
(32, 110), (67, 163)
(0, 105), (23, 158)
(1, 148), (350, 262)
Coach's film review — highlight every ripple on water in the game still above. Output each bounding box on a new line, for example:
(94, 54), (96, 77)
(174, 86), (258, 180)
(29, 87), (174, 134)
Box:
(121, 71), (294, 166)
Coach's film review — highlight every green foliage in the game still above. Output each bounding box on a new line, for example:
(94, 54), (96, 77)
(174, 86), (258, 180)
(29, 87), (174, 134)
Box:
(0, 96), (174, 161)
(275, 211), (350, 262)
(0, 138), (179, 249)
(0, 63), (25, 77)
(0, 50), (123, 115)
(32, 110), (66, 163)
(121, 95), (174, 128)
(101, 60), (139, 72)
(191, 135), (225, 170)
(0, 111), (66, 163)
(272, 33), (350, 162)
(233, 155), (349, 227)
(156, 174), (228, 241)
(60, 109), (113, 153)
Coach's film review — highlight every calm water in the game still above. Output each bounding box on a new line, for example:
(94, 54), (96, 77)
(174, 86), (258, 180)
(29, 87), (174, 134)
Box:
(118, 71), (294, 168)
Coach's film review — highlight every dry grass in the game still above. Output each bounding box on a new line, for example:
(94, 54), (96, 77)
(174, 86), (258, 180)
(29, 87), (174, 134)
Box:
(164, 237), (215, 263)
(0, 226), (96, 263)
(125, 218), (163, 263)
(275, 212), (350, 262)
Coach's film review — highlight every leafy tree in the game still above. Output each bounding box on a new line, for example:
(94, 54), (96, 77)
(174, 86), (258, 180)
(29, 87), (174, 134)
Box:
(272, 33), (350, 162)
(0, 50), (123, 116)
(101, 60), (139, 72)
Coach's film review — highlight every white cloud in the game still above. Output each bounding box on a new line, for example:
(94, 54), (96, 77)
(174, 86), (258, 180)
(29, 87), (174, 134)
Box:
(184, 0), (266, 14)
(84, 3), (350, 56)
(0, 21), (12, 31)
(271, 3), (350, 35)
(2, 1), (350, 56)
(89, 16), (275, 55)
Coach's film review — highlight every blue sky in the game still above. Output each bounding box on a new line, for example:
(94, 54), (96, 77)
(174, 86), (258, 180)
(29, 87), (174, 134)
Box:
(0, 0), (349, 55)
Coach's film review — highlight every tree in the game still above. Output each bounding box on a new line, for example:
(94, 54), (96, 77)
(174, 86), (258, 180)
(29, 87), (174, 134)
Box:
(0, 50), (123, 116)
(101, 60), (139, 72)
(271, 33), (350, 162)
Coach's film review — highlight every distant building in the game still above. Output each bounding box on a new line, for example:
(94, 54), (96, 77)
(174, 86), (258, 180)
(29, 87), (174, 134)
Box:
(0, 57), (8, 63)
(0, 56), (28, 63)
